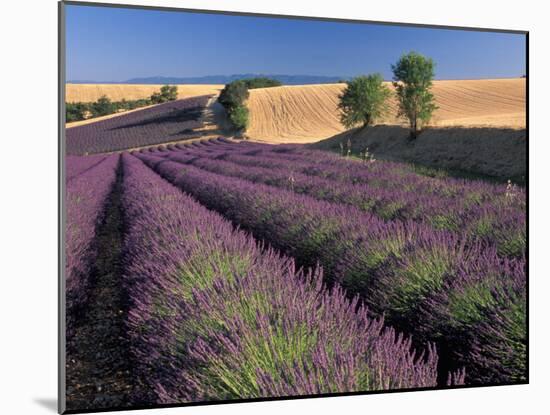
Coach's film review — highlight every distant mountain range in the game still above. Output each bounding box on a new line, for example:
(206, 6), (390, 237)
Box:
(68, 74), (348, 85)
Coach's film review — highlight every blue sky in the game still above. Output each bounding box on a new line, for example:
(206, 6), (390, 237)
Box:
(66, 4), (526, 82)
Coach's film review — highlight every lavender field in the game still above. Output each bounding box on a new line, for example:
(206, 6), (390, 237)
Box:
(65, 138), (525, 410)
(66, 95), (211, 155)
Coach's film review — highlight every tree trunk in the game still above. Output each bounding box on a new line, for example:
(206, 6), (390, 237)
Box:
(410, 115), (417, 140)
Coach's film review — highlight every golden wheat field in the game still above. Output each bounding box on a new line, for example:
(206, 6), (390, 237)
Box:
(66, 84), (224, 103)
(246, 79), (526, 143)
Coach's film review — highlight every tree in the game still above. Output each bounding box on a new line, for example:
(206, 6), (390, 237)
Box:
(391, 52), (437, 139)
(160, 84), (178, 101)
(338, 74), (391, 129)
(229, 105), (249, 131)
(150, 92), (164, 104)
(91, 95), (115, 117)
(66, 102), (88, 122)
(150, 85), (178, 104)
(218, 80), (249, 110)
(218, 80), (253, 131)
(243, 77), (282, 89)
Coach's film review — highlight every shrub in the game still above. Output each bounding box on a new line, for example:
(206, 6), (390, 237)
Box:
(150, 92), (164, 104)
(243, 77), (282, 89)
(229, 105), (249, 131)
(219, 80), (249, 110)
(66, 102), (89, 122)
(219, 79), (278, 132)
(392, 52), (438, 139)
(338, 74), (391, 129)
(160, 84), (178, 101)
(219, 81), (251, 131)
(150, 85), (178, 104)
(90, 95), (115, 117)
(66, 97), (155, 123)
(116, 98), (152, 111)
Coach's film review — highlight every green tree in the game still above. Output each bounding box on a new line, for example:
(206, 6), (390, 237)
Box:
(243, 77), (282, 89)
(66, 102), (89, 122)
(229, 105), (249, 131)
(338, 74), (391, 129)
(150, 91), (164, 104)
(150, 85), (178, 104)
(160, 84), (178, 101)
(218, 80), (249, 110)
(218, 80), (254, 131)
(391, 51), (438, 139)
(91, 95), (115, 117)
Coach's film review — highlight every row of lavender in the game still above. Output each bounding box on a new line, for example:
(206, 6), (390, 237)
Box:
(230, 141), (524, 205)
(66, 95), (211, 155)
(66, 154), (106, 183)
(149, 140), (525, 259)
(144, 138), (525, 208)
(65, 154), (119, 338)
(120, 153), (447, 402)
(137, 149), (526, 385)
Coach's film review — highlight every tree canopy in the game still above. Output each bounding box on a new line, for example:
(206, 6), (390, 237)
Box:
(391, 52), (437, 139)
(338, 74), (391, 129)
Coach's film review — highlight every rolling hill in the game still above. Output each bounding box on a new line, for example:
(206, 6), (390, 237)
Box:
(246, 78), (526, 143)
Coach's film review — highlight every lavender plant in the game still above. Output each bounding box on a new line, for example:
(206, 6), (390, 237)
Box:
(120, 153), (441, 403)
(138, 151), (525, 384)
(66, 95), (211, 155)
(163, 143), (525, 258)
(65, 154), (120, 338)
(66, 154), (106, 183)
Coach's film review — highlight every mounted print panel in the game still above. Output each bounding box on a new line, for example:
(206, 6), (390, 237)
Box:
(59, 1), (527, 413)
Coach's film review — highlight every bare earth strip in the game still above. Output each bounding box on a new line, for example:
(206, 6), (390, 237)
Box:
(66, 84), (224, 103)
(246, 79), (526, 143)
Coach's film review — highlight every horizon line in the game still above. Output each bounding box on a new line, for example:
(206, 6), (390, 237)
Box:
(67, 75), (526, 84)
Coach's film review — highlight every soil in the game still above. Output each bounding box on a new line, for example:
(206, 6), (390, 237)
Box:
(65, 166), (150, 411)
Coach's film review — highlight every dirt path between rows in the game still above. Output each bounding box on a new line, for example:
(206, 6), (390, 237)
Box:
(65, 165), (147, 411)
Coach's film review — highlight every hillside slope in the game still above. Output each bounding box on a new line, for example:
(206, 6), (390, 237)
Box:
(246, 79), (526, 143)
(311, 125), (526, 181)
(66, 96), (211, 155)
